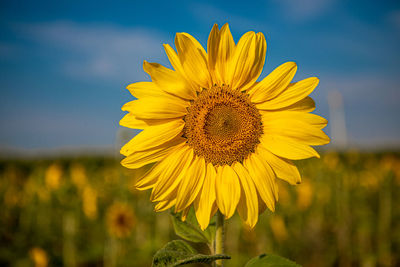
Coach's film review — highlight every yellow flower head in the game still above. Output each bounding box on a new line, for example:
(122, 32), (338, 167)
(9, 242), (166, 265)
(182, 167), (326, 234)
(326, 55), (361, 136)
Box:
(270, 215), (288, 242)
(106, 202), (136, 238)
(70, 163), (87, 190)
(29, 247), (48, 267)
(45, 163), (63, 190)
(82, 185), (98, 220)
(120, 24), (330, 230)
(296, 180), (313, 210)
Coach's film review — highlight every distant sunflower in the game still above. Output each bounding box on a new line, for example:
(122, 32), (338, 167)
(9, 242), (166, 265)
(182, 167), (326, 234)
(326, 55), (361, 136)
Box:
(45, 163), (63, 190)
(29, 247), (48, 267)
(106, 202), (135, 238)
(120, 24), (329, 230)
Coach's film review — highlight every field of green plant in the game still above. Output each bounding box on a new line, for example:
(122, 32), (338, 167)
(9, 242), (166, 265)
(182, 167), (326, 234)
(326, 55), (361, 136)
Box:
(1, 151), (399, 267)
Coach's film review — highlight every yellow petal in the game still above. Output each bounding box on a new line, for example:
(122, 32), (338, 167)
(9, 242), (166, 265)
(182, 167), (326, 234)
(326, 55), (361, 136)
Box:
(121, 138), (185, 169)
(143, 61), (195, 100)
(134, 163), (160, 191)
(268, 97), (315, 112)
(151, 146), (193, 202)
(248, 62), (297, 102)
(215, 165), (241, 219)
(120, 119), (184, 156)
(244, 153), (277, 212)
(230, 31), (266, 91)
(215, 24), (235, 85)
(120, 113), (149, 129)
(175, 33), (211, 90)
(126, 81), (169, 99)
(163, 44), (197, 99)
(267, 126), (330, 146)
(207, 24), (220, 83)
(211, 202), (218, 218)
(257, 144), (301, 185)
(262, 111), (328, 129)
(181, 206), (191, 221)
(154, 199), (176, 212)
(262, 117), (330, 146)
(120, 113), (177, 129)
(134, 144), (186, 190)
(143, 61), (180, 87)
(260, 135), (320, 160)
(122, 90), (188, 128)
(232, 162), (258, 228)
(175, 156), (206, 212)
(194, 163), (217, 230)
(257, 77), (319, 110)
(163, 44), (186, 76)
(122, 97), (188, 120)
(257, 191), (267, 214)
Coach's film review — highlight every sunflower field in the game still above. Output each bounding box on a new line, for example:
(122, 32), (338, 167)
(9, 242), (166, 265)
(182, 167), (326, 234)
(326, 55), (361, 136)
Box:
(1, 151), (399, 267)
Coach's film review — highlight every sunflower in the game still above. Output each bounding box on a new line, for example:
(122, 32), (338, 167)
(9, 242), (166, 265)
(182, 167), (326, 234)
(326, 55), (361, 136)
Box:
(120, 24), (329, 230)
(45, 163), (63, 190)
(29, 247), (48, 267)
(106, 202), (136, 238)
(82, 185), (98, 220)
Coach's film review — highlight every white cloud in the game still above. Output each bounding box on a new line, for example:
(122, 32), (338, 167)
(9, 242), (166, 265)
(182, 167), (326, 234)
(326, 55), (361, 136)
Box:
(321, 73), (400, 146)
(189, 3), (263, 32)
(322, 74), (400, 106)
(387, 10), (400, 30)
(0, 42), (20, 59)
(273, 0), (335, 22)
(13, 21), (169, 81)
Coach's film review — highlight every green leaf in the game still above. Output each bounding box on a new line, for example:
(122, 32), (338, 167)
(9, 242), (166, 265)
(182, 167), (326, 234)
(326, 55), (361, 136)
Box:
(184, 208), (216, 244)
(170, 210), (209, 244)
(152, 240), (231, 267)
(245, 254), (301, 267)
(202, 215), (216, 245)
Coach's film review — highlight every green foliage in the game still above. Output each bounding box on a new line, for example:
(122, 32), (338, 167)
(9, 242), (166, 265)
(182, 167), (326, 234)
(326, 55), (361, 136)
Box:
(202, 216), (216, 245)
(170, 209), (215, 245)
(245, 254), (301, 267)
(152, 240), (230, 267)
(1, 151), (400, 266)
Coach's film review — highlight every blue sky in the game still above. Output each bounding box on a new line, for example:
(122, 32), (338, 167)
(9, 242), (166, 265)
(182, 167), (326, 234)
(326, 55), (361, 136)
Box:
(1, 0), (399, 152)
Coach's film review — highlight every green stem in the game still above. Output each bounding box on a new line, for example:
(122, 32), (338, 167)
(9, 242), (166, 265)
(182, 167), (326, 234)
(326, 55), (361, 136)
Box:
(63, 212), (76, 267)
(214, 211), (225, 267)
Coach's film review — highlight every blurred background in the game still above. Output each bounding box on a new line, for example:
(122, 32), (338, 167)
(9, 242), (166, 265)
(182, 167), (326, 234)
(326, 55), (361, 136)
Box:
(0, 0), (399, 266)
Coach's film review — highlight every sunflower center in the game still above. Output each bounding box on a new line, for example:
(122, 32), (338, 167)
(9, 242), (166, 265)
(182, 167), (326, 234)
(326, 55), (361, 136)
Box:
(184, 85), (263, 166)
(117, 214), (126, 226)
